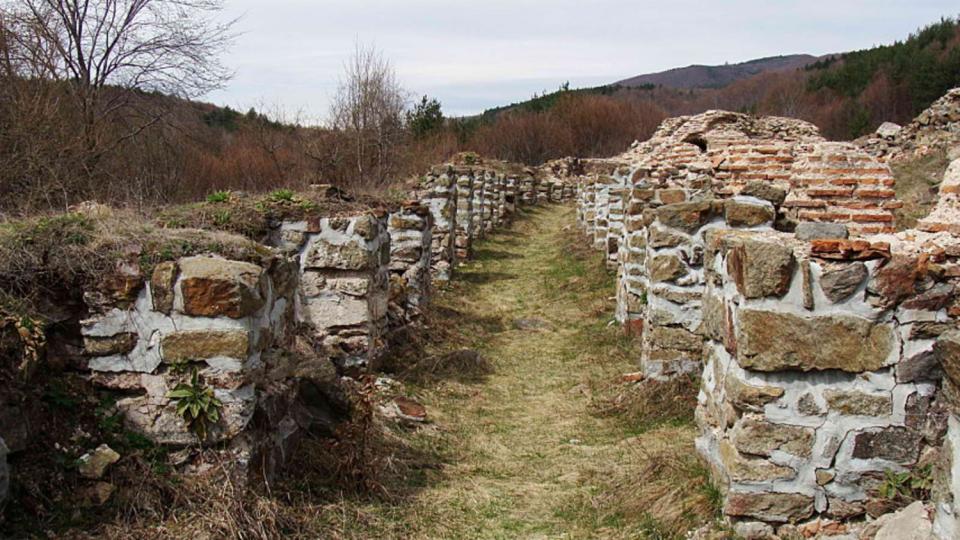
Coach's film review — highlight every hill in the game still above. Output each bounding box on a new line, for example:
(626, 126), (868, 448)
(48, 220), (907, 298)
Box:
(615, 54), (820, 89)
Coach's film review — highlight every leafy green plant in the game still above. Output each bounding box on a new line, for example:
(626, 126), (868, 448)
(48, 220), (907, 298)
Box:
(878, 465), (933, 502)
(206, 190), (231, 203)
(269, 189), (296, 202)
(166, 369), (223, 441)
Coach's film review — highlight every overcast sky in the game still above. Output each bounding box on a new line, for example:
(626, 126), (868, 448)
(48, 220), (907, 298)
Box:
(205, 1), (959, 123)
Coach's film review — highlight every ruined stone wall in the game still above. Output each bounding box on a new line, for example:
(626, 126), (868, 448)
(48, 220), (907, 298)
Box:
(81, 251), (309, 479)
(574, 107), (960, 536)
(388, 203), (434, 328)
(696, 225), (957, 531)
(283, 213), (390, 371)
(420, 167), (458, 282)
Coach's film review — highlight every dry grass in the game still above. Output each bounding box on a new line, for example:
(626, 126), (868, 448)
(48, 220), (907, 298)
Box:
(892, 151), (952, 230)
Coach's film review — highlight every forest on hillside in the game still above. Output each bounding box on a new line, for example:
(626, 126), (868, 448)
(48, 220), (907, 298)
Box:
(0, 5), (957, 215)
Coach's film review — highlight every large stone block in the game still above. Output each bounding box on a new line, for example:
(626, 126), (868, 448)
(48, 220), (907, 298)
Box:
(161, 329), (250, 363)
(720, 440), (796, 482)
(656, 201), (717, 233)
(724, 491), (815, 523)
(852, 427), (922, 464)
(179, 257), (266, 319)
(736, 309), (894, 372)
(732, 417), (815, 458)
(649, 254), (687, 283)
(726, 238), (795, 299)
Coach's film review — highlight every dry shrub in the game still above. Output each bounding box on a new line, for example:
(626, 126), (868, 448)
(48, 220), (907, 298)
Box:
(401, 349), (494, 384)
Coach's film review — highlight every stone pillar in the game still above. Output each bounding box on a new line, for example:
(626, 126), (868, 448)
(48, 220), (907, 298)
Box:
(81, 252), (309, 479)
(470, 170), (485, 241)
(455, 170), (475, 260)
(421, 169), (458, 282)
(295, 213), (390, 371)
(387, 203), (433, 327)
(593, 176), (613, 251)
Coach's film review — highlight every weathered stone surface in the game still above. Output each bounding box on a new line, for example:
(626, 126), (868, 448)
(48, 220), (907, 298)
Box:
(741, 181), (787, 206)
(852, 427), (922, 464)
(648, 326), (702, 352)
(896, 350), (942, 383)
(819, 262), (867, 303)
(648, 226), (686, 249)
(83, 333), (138, 357)
(725, 199), (775, 228)
(150, 261), (177, 314)
(725, 376), (784, 412)
(77, 444), (120, 479)
(656, 201), (716, 233)
(732, 417), (815, 457)
(720, 441), (795, 482)
(795, 222), (848, 241)
(736, 309), (893, 373)
(179, 257), (266, 319)
(797, 393), (824, 416)
(724, 491), (815, 523)
(649, 254), (686, 283)
(305, 238), (375, 270)
(935, 330), (960, 388)
(824, 390), (892, 416)
(874, 501), (935, 540)
(727, 238), (795, 298)
(161, 329), (250, 363)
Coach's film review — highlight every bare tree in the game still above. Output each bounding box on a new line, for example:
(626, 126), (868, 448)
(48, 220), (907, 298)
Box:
(0, 0), (235, 162)
(329, 42), (407, 186)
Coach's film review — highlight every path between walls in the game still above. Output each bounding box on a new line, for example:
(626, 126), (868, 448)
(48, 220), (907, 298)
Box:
(366, 204), (713, 539)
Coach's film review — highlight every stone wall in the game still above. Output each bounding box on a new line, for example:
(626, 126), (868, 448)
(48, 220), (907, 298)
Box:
(420, 167), (458, 282)
(388, 203), (434, 328)
(697, 226), (955, 530)
(569, 106), (960, 536)
(81, 252), (311, 480)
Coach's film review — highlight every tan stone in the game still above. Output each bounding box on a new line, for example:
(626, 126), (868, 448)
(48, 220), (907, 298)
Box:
(724, 491), (815, 523)
(720, 440), (796, 482)
(732, 417), (815, 457)
(725, 200), (775, 228)
(725, 376), (784, 412)
(649, 254), (686, 283)
(824, 390), (892, 416)
(935, 330), (960, 388)
(726, 238), (795, 299)
(150, 262), (177, 314)
(179, 257), (266, 319)
(648, 326), (702, 351)
(161, 329), (250, 363)
(656, 201), (716, 233)
(84, 333), (137, 357)
(736, 309), (894, 372)
(305, 238), (375, 270)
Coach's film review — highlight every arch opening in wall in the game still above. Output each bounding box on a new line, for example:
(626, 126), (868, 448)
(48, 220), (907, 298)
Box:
(683, 135), (708, 153)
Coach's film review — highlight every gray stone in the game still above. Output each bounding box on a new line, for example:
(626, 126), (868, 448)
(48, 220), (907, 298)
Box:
(852, 427), (922, 464)
(737, 310), (894, 373)
(896, 350), (943, 383)
(876, 122), (903, 139)
(820, 262), (868, 303)
(741, 182), (788, 206)
(795, 222), (849, 241)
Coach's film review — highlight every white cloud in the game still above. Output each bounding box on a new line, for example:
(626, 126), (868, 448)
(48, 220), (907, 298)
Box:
(204, 0), (960, 122)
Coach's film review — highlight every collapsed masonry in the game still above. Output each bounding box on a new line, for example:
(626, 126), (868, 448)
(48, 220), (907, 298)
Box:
(0, 156), (575, 501)
(571, 103), (960, 537)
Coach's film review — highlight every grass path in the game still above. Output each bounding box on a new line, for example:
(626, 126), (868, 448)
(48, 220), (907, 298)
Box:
(357, 204), (714, 539)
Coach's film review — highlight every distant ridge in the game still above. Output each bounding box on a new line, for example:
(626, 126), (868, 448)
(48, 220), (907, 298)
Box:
(616, 54), (820, 89)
